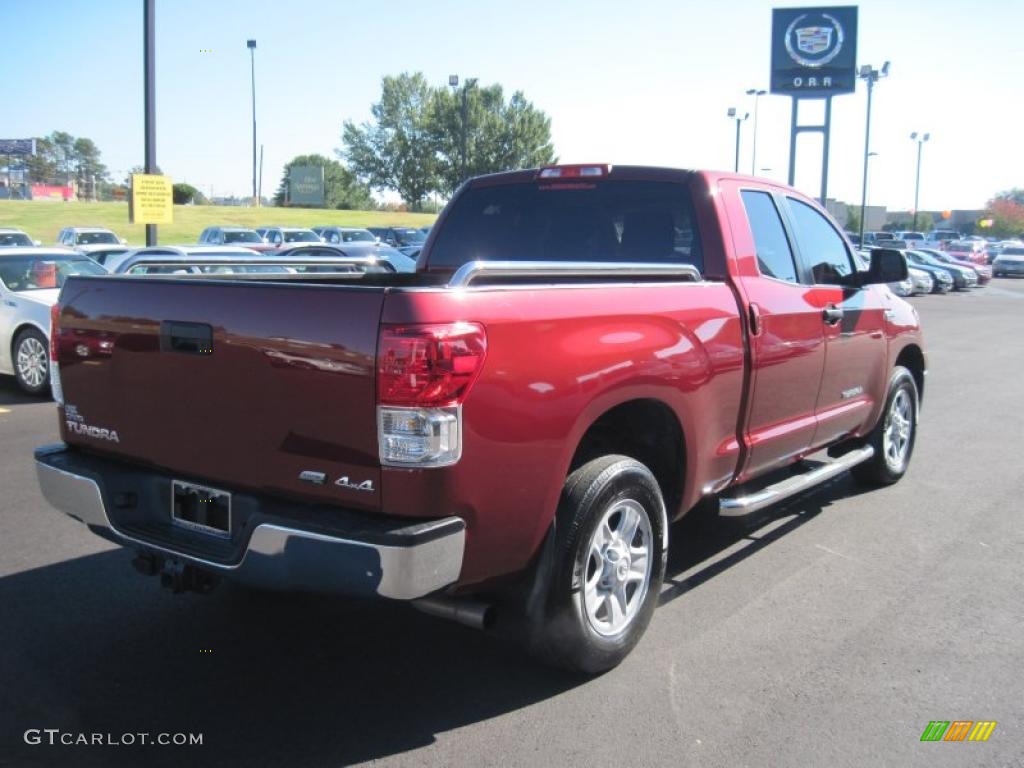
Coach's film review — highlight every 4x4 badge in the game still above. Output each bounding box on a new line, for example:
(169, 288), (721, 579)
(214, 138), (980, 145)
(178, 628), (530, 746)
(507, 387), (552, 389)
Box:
(335, 476), (374, 492)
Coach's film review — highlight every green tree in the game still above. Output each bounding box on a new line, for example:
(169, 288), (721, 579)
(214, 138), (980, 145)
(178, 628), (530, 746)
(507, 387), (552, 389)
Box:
(428, 83), (555, 196)
(993, 188), (1024, 206)
(124, 165), (162, 186)
(340, 72), (440, 211)
(173, 183), (204, 205)
(23, 137), (58, 184)
(844, 206), (860, 235)
(274, 154), (373, 209)
(71, 137), (108, 198)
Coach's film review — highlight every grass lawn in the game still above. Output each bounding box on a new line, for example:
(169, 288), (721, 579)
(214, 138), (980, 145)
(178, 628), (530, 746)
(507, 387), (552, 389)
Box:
(0, 200), (437, 246)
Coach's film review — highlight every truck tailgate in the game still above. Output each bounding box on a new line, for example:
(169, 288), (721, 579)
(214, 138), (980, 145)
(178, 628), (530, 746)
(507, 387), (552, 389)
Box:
(55, 277), (385, 511)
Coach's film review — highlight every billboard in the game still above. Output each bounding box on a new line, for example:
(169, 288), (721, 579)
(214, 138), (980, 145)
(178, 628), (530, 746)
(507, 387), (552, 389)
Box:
(770, 7), (858, 97)
(0, 139), (36, 155)
(288, 166), (324, 206)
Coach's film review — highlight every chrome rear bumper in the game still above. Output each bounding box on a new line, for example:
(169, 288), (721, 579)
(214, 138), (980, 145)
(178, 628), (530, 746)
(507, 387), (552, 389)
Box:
(35, 445), (465, 600)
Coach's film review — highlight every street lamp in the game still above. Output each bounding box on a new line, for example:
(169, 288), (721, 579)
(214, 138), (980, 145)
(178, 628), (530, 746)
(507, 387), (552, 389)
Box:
(910, 132), (930, 231)
(727, 108), (748, 174)
(247, 39), (257, 207)
(745, 88), (767, 175)
(857, 61), (890, 244)
(449, 74), (477, 184)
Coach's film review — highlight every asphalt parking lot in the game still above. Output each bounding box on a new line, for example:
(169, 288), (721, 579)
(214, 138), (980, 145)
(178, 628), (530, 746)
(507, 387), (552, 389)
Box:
(2, 281), (1023, 768)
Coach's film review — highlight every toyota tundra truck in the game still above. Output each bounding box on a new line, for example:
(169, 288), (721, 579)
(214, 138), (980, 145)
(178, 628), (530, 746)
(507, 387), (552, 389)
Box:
(35, 165), (924, 673)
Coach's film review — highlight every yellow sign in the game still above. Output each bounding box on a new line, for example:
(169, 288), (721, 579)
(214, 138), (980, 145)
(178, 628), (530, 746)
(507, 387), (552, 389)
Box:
(129, 173), (173, 224)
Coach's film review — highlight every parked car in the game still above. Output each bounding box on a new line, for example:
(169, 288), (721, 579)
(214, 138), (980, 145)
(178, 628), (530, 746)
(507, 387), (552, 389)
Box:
(261, 227), (322, 247)
(993, 246), (1024, 277)
(105, 245), (269, 275)
(905, 250), (972, 290)
(367, 226), (427, 248)
(37, 165), (924, 674)
(0, 247), (107, 394)
(74, 246), (131, 267)
(894, 231), (927, 249)
(862, 231), (897, 246)
(198, 226), (275, 251)
(907, 266), (934, 295)
(918, 248), (991, 285)
(277, 242), (416, 273)
(318, 227), (378, 245)
(944, 240), (988, 265)
(56, 227), (126, 247)
(926, 229), (960, 245)
(0, 227), (39, 247)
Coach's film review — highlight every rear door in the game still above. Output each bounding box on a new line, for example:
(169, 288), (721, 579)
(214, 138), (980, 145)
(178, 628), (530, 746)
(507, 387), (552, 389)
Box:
(781, 196), (887, 447)
(724, 183), (827, 479)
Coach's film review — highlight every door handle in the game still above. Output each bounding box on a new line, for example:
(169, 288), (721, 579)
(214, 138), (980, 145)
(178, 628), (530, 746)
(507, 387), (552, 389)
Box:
(822, 306), (844, 325)
(748, 302), (762, 336)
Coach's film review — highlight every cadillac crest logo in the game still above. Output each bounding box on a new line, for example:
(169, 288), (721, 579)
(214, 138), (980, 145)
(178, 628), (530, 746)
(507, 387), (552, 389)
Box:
(785, 12), (845, 68)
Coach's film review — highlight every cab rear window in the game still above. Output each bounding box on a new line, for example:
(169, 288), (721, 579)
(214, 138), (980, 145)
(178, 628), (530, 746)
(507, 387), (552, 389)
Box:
(427, 180), (703, 273)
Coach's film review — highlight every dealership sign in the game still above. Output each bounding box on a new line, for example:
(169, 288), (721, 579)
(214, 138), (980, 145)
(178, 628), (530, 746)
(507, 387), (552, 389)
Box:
(288, 166), (325, 206)
(771, 7), (858, 96)
(0, 139), (36, 155)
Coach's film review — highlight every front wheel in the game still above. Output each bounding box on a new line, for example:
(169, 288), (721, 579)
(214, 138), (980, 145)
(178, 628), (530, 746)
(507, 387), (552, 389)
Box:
(526, 455), (667, 675)
(13, 328), (50, 396)
(852, 366), (919, 486)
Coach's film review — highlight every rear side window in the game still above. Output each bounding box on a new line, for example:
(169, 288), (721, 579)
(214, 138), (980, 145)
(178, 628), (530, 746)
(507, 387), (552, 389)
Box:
(741, 190), (798, 283)
(428, 180), (703, 273)
(787, 198), (854, 284)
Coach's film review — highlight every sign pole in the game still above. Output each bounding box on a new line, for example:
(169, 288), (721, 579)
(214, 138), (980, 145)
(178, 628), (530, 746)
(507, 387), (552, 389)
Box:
(820, 95), (832, 204)
(143, 0), (157, 245)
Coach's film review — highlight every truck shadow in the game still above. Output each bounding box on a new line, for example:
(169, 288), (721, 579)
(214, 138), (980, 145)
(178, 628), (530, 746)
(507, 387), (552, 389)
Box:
(0, 473), (873, 767)
(661, 472), (875, 605)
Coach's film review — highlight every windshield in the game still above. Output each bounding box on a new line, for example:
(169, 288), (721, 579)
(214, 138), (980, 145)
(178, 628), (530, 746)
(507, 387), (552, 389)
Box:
(283, 230), (320, 243)
(427, 179), (703, 272)
(75, 231), (119, 245)
(223, 230), (263, 243)
(0, 232), (33, 247)
(902, 233), (924, 240)
(0, 256), (106, 291)
(394, 228), (427, 245)
(1001, 247), (1024, 256)
(342, 230), (375, 243)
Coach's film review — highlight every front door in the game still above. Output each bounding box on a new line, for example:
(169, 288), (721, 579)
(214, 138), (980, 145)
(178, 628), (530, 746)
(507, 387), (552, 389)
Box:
(781, 196), (888, 447)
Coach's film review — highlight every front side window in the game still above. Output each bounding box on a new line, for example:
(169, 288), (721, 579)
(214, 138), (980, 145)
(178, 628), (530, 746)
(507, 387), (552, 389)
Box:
(787, 198), (853, 284)
(741, 190), (799, 283)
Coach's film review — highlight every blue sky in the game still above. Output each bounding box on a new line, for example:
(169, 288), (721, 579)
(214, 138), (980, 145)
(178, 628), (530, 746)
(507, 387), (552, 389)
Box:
(2, 0), (1021, 210)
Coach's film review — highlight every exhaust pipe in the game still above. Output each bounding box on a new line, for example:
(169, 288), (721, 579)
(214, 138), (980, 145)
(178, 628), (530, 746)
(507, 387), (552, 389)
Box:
(413, 595), (494, 630)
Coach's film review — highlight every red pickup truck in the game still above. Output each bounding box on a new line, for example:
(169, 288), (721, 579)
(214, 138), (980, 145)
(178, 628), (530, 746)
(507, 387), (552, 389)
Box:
(35, 165), (924, 673)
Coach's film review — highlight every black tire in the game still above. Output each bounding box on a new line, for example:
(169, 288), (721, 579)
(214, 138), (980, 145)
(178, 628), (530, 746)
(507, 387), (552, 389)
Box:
(12, 327), (50, 396)
(527, 455), (667, 675)
(852, 366), (918, 487)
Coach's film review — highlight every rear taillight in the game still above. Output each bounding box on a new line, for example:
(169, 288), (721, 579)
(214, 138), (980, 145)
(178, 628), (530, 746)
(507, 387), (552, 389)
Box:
(49, 303), (63, 405)
(49, 303), (60, 362)
(377, 323), (486, 407)
(377, 323), (486, 467)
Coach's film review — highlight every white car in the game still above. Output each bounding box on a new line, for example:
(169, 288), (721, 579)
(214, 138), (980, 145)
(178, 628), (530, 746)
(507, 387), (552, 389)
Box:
(0, 247), (107, 394)
(0, 227), (40, 247)
(56, 226), (127, 248)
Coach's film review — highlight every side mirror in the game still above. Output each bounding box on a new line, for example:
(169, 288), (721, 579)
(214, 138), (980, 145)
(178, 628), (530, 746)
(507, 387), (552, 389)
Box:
(862, 248), (908, 285)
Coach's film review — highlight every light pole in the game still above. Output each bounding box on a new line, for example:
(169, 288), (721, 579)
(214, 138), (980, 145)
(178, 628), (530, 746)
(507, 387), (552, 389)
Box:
(745, 88), (766, 175)
(247, 39), (257, 206)
(449, 74), (477, 184)
(910, 132), (930, 231)
(727, 108), (748, 173)
(857, 61), (890, 245)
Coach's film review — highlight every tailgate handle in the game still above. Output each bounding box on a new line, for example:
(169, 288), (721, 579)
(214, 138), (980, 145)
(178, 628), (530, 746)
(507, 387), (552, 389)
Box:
(160, 321), (213, 355)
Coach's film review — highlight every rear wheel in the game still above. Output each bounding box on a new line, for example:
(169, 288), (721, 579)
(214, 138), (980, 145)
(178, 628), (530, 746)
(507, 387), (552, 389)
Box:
(13, 328), (50, 396)
(526, 455), (667, 674)
(852, 366), (918, 486)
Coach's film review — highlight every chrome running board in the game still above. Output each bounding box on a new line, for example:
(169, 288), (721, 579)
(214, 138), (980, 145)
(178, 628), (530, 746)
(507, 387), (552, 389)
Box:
(719, 445), (875, 517)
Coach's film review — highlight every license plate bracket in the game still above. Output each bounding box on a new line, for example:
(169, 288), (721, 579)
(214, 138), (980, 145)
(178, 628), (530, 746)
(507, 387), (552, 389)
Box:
(171, 480), (231, 538)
